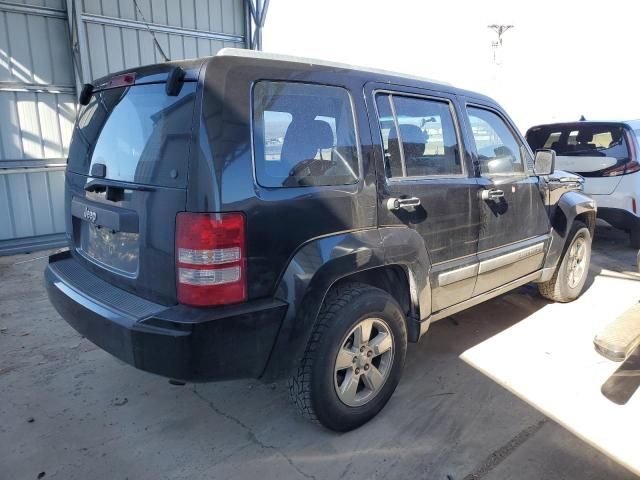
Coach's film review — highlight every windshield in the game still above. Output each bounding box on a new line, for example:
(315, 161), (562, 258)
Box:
(67, 82), (197, 188)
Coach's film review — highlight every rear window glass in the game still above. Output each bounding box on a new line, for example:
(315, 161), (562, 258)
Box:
(527, 124), (630, 173)
(252, 81), (360, 188)
(67, 82), (197, 188)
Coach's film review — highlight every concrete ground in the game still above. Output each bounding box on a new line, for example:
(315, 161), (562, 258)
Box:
(0, 226), (638, 480)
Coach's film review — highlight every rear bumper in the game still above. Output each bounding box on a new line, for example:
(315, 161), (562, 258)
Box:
(45, 251), (288, 382)
(597, 207), (640, 232)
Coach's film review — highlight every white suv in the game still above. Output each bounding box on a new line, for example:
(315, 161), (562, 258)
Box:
(527, 120), (640, 247)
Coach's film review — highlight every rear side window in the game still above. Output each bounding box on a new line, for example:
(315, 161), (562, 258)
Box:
(375, 93), (462, 178)
(68, 82), (197, 188)
(252, 81), (360, 188)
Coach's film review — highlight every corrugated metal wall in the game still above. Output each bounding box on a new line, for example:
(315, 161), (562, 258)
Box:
(76, 0), (246, 82)
(0, 0), (247, 255)
(0, 1), (75, 253)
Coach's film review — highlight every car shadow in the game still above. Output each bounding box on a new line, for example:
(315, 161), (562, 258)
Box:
(601, 345), (640, 405)
(175, 281), (634, 479)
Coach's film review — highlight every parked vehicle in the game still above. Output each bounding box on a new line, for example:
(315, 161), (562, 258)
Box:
(527, 121), (640, 247)
(45, 49), (596, 431)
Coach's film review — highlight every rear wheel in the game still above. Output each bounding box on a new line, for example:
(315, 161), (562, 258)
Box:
(289, 282), (407, 432)
(538, 221), (591, 302)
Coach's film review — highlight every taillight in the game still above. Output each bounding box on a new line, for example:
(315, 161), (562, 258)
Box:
(602, 159), (640, 177)
(625, 160), (640, 175)
(176, 212), (246, 306)
(602, 130), (640, 176)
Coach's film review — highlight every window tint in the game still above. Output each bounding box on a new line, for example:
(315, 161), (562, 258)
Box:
(528, 125), (629, 161)
(253, 81), (360, 188)
(375, 93), (461, 178)
(468, 107), (525, 177)
(67, 82), (197, 188)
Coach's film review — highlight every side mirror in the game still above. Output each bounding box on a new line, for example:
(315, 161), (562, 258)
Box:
(533, 149), (555, 176)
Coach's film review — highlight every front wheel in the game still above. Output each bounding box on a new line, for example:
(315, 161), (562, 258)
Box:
(538, 221), (592, 302)
(289, 282), (407, 432)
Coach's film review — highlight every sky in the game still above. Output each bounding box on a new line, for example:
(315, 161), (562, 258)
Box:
(262, 0), (640, 132)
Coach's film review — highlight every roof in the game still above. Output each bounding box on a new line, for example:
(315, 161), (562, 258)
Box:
(216, 48), (453, 88)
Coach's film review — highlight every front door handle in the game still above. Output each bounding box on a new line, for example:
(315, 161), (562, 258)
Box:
(481, 188), (504, 200)
(387, 197), (421, 211)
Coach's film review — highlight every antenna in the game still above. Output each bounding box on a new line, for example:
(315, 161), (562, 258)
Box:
(133, 0), (170, 62)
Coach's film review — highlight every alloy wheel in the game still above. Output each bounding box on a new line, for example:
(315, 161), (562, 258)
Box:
(567, 236), (587, 288)
(333, 317), (394, 407)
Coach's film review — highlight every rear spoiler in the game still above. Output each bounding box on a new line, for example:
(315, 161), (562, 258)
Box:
(79, 66), (187, 105)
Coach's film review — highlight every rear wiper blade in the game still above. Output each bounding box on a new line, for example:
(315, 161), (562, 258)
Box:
(84, 178), (155, 192)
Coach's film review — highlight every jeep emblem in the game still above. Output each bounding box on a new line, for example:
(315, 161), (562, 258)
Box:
(83, 206), (97, 224)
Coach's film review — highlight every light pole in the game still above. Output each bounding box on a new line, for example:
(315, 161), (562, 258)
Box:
(488, 24), (514, 65)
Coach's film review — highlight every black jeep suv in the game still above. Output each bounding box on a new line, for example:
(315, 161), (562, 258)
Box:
(45, 49), (596, 431)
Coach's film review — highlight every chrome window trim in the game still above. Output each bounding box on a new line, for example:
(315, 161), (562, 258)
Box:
(372, 89), (469, 182)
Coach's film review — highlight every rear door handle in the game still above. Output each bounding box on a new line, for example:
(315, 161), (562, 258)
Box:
(481, 188), (504, 200)
(387, 197), (421, 211)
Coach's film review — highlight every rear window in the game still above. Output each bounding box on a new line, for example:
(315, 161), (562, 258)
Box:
(252, 81), (360, 188)
(527, 123), (630, 174)
(67, 82), (197, 188)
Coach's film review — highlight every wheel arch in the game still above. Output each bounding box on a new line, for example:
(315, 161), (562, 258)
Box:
(540, 191), (597, 281)
(261, 228), (431, 381)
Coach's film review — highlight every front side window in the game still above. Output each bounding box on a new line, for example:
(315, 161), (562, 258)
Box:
(468, 107), (526, 177)
(253, 81), (360, 188)
(376, 93), (462, 178)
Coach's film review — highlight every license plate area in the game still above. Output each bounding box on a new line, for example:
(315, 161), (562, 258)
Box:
(78, 221), (139, 277)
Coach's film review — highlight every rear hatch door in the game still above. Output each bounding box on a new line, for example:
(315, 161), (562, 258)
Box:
(66, 65), (201, 305)
(526, 123), (630, 195)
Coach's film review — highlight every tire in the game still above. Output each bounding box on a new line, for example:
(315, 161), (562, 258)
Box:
(630, 227), (640, 249)
(288, 282), (407, 432)
(538, 221), (592, 302)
